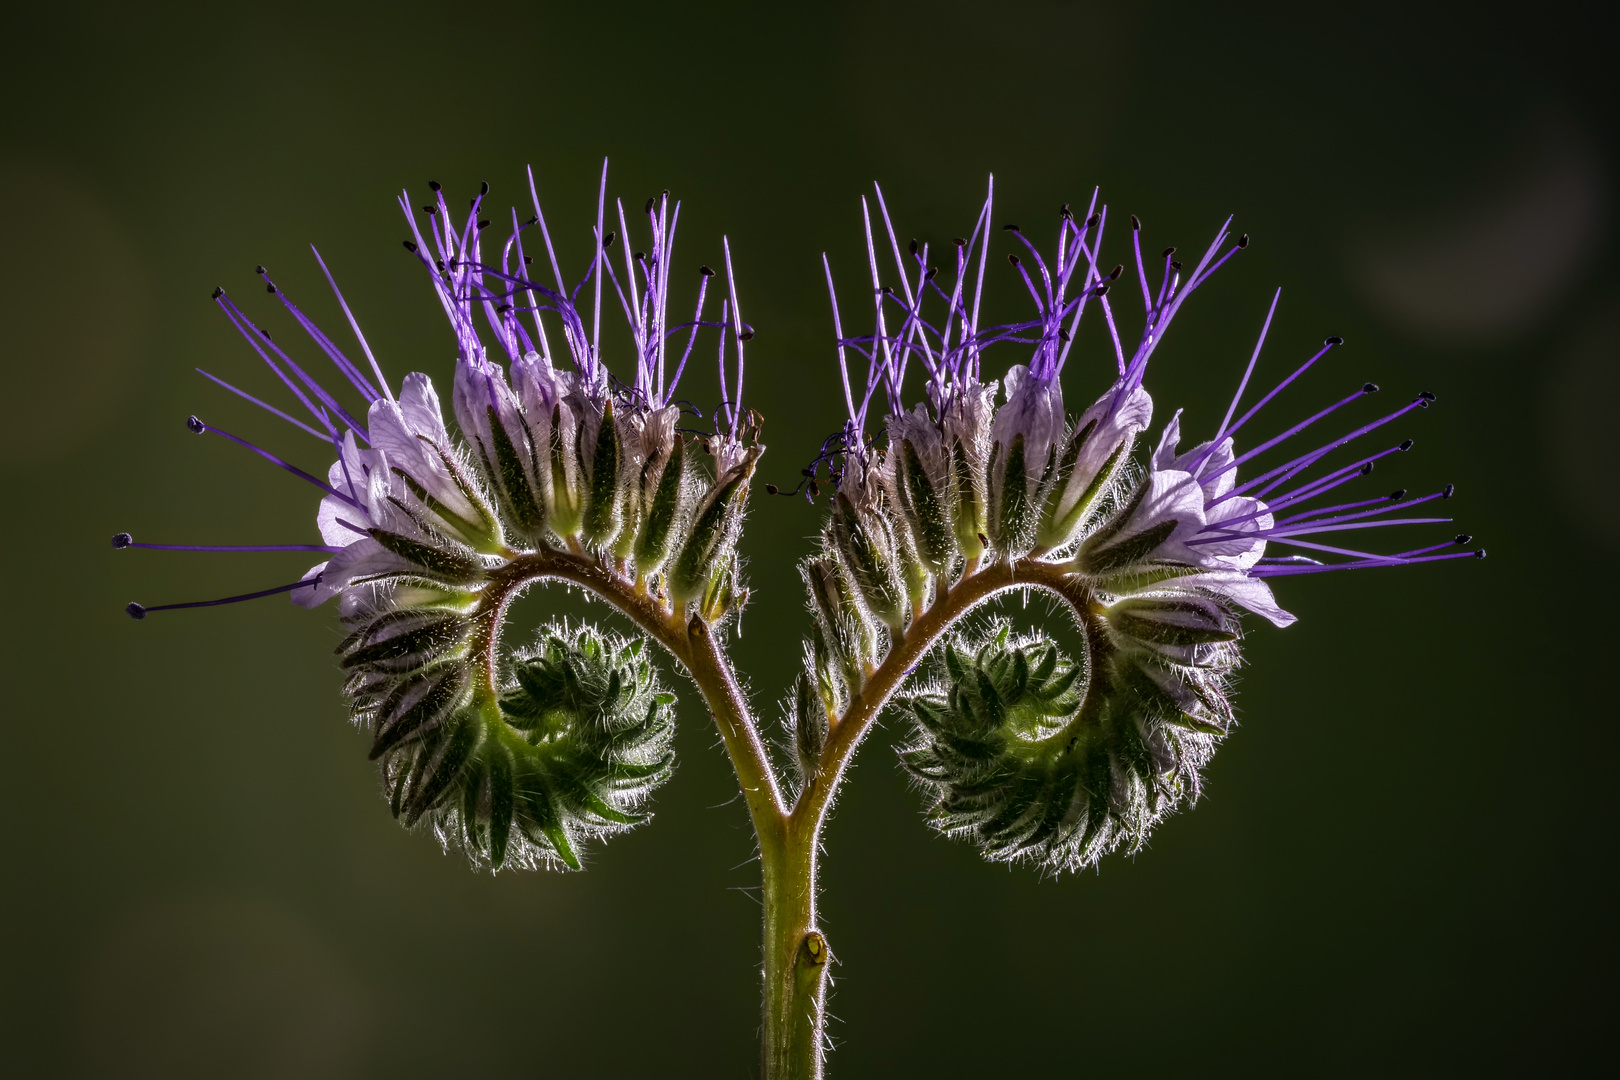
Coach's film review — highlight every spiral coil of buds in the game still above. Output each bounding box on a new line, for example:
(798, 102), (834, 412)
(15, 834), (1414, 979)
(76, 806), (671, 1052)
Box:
(344, 606), (676, 870)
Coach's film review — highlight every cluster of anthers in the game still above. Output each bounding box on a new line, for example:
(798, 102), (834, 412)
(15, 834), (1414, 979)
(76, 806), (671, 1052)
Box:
(118, 167), (1479, 875)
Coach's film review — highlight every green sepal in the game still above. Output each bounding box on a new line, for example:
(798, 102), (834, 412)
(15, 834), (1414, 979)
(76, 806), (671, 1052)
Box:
(897, 439), (956, 572)
(830, 492), (907, 629)
(581, 398), (622, 548)
(950, 440), (987, 559)
(635, 435), (687, 574)
(368, 528), (488, 585)
(1037, 422), (1132, 551)
(1080, 518), (1178, 575)
(547, 405), (582, 538)
(669, 450), (756, 608)
(486, 404), (545, 538)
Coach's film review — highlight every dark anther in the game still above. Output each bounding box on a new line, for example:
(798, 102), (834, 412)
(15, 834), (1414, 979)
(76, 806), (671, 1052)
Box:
(1093, 283), (1111, 297)
(125, 602), (147, 620)
(1326, 336), (1344, 346)
(1442, 483), (1455, 499)
(1170, 260), (1183, 271)
(1454, 534), (1473, 545)
(1059, 203), (1072, 220)
(479, 180), (489, 196)
(952, 237), (967, 247)
(1474, 549), (1487, 559)
(210, 286), (224, 299)
(909, 239), (919, 255)
(1086, 212), (1101, 228)
(1057, 328), (1071, 342)
(880, 285), (893, 296)
(422, 205), (437, 215)
(1399, 438), (1414, 451)
(255, 265), (266, 275)
(262, 330), (272, 340)
(1388, 489), (1406, 500)
(1002, 223), (1020, 232)
(801, 468), (815, 478)
(428, 180), (441, 191)
(523, 255), (533, 265)
(1238, 233), (1250, 248)
(1161, 246), (1176, 258)
(1363, 382), (1379, 393)
(634, 251), (646, 261)
(1130, 214), (1142, 230)
(435, 259), (446, 272)
(112, 532), (132, 548)
(403, 240), (418, 253)
(602, 232), (616, 249)
(738, 329), (755, 341)
(468, 196), (477, 209)
(765, 484), (779, 495)
(477, 219), (491, 230)
(924, 266), (938, 280)
(187, 415), (206, 434)
(1359, 462), (1374, 475)
(266, 283), (277, 294)
(808, 480), (820, 497)
(1007, 254), (1021, 267)
(1108, 264), (1123, 280)
(496, 304), (512, 315)
(525, 215), (538, 226)
(1419, 390), (1437, 401)
(645, 196), (656, 213)
(699, 265), (715, 277)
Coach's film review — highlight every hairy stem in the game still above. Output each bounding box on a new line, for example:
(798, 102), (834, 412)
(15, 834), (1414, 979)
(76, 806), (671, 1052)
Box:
(760, 814), (828, 1079)
(489, 548), (1083, 1078)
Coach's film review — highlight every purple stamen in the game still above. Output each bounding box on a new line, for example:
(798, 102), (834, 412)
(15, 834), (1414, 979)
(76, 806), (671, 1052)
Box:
(125, 573), (323, 619)
(259, 266), (381, 403)
(191, 416), (359, 508)
(194, 368), (327, 440)
(111, 532), (340, 553)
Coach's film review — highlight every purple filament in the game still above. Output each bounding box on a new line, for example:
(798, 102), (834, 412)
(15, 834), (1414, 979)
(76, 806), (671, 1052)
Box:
(125, 574), (323, 618)
(193, 418), (359, 508)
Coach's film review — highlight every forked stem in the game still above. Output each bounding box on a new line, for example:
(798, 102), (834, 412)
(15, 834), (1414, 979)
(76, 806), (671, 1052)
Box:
(497, 547), (1082, 1078)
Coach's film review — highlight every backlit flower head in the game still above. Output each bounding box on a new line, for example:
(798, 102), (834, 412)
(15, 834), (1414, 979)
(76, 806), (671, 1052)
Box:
(120, 164), (758, 868)
(810, 179), (1481, 871)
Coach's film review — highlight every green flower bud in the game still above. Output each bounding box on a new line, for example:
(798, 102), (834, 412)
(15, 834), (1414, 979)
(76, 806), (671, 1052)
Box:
(634, 434), (688, 576)
(356, 619), (676, 872)
(668, 447), (759, 611)
(580, 398), (624, 549)
(790, 669), (829, 782)
(898, 615), (1232, 873)
(546, 404), (583, 539)
(894, 438), (957, 573)
(829, 491), (908, 630)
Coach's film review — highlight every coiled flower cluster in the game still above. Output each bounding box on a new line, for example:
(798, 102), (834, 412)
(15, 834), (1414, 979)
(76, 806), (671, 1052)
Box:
(785, 181), (1478, 870)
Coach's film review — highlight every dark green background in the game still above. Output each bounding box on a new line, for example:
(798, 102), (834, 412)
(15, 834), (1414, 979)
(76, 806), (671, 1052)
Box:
(2, 2), (1613, 1076)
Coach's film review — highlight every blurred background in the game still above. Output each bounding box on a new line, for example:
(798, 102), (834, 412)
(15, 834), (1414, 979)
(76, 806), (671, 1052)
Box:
(2, 1), (1614, 1075)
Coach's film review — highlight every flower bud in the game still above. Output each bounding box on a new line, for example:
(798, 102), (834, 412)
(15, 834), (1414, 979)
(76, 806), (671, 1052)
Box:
(801, 555), (876, 692)
(1036, 381), (1153, 551)
(668, 446), (760, 610)
(829, 491), (908, 630)
(579, 397), (624, 549)
(791, 669), (830, 781)
(633, 431), (690, 577)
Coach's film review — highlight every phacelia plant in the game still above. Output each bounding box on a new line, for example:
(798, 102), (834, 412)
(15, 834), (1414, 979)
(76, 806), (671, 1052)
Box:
(119, 165), (1479, 1078)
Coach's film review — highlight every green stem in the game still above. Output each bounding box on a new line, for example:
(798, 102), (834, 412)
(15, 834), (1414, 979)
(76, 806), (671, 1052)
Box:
(496, 546), (1083, 1077)
(760, 815), (828, 1079)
